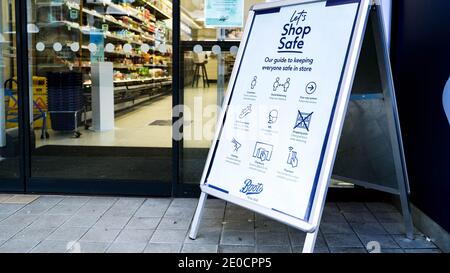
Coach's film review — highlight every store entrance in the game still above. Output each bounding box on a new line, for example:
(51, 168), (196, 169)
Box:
(24, 0), (175, 195)
(1, 0), (263, 196)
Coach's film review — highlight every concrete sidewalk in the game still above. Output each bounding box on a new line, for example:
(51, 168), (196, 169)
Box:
(0, 194), (441, 253)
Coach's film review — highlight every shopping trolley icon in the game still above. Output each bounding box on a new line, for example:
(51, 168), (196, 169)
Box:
(294, 111), (313, 132)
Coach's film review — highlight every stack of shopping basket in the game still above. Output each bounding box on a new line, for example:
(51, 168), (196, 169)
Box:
(47, 71), (84, 137)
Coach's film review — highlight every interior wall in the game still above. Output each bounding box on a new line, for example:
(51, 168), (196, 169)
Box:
(391, 0), (450, 233)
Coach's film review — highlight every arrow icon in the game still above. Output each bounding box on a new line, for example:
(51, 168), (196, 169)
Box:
(305, 81), (317, 94)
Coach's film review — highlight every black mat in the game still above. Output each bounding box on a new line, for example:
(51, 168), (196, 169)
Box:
(28, 145), (209, 182)
(0, 157), (20, 179)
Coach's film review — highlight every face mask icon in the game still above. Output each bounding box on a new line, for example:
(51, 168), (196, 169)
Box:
(268, 110), (278, 124)
(443, 76), (450, 125)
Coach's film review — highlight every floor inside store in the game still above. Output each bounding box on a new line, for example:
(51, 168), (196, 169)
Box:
(34, 84), (219, 149)
(36, 95), (173, 148)
(27, 85), (219, 181)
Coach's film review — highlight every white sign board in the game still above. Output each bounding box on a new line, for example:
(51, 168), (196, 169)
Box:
(200, 0), (370, 231)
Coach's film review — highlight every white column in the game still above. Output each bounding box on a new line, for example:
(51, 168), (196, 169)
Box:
(91, 61), (115, 131)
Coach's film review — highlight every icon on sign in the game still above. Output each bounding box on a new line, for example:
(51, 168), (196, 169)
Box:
(239, 104), (252, 119)
(251, 76), (257, 89)
(219, 15), (229, 22)
(305, 81), (317, 94)
(273, 77), (291, 92)
(287, 147), (299, 168)
(231, 138), (241, 152)
(268, 109), (278, 125)
(294, 111), (313, 132)
(252, 142), (273, 162)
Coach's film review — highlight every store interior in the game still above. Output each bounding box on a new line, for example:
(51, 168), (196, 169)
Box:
(0, 0), (266, 183)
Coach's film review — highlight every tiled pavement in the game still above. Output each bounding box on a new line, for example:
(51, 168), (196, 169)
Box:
(0, 194), (442, 253)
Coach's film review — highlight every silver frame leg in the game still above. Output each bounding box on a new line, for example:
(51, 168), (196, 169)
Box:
(302, 228), (319, 253)
(399, 186), (414, 239)
(189, 192), (208, 240)
(372, 6), (414, 239)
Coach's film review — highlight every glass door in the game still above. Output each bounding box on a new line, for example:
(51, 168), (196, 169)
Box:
(176, 0), (264, 195)
(24, 0), (175, 195)
(0, 0), (22, 191)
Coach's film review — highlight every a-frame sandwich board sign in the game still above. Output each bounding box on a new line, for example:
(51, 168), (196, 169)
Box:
(188, 0), (413, 253)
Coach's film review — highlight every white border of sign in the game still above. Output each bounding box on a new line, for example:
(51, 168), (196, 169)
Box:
(191, 0), (372, 244)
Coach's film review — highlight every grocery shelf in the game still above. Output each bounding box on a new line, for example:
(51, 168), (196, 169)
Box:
(144, 64), (168, 68)
(37, 3), (156, 41)
(113, 77), (171, 84)
(136, 0), (171, 20)
(37, 21), (167, 52)
(34, 0), (175, 115)
(80, 76), (171, 85)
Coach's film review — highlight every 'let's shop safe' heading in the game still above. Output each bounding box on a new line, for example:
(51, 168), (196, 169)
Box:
(278, 10), (312, 53)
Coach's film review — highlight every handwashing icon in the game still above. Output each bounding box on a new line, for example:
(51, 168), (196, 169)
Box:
(287, 146), (298, 168)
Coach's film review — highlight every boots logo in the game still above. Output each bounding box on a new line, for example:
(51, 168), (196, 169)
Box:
(240, 179), (263, 195)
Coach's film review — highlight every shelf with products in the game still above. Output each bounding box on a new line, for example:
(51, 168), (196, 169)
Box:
(56, 60), (170, 72)
(37, 20), (155, 47)
(33, 0), (175, 114)
(132, 0), (171, 20)
(36, 45), (171, 73)
(37, 0), (158, 39)
(112, 66), (170, 82)
(36, 1), (172, 51)
(82, 76), (172, 87)
(82, 76), (172, 113)
(35, 0), (196, 47)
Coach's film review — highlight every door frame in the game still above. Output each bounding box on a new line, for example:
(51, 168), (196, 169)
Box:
(174, 40), (240, 197)
(2, 0), (174, 196)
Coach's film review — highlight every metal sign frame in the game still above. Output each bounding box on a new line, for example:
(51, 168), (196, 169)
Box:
(330, 2), (414, 243)
(189, 0), (413, 253)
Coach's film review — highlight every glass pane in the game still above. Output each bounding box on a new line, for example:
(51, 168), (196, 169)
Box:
(179, 0), (264, 184)
(182, 50), (238, 183)
(27, 0), (173, 182)
(0, 0), (20, 179)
